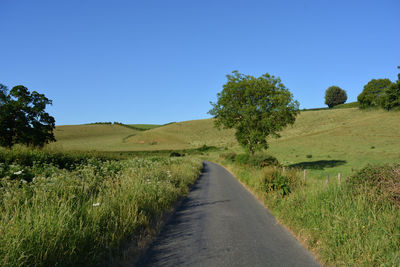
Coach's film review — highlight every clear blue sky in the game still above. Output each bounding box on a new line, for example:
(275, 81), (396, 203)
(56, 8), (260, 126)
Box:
(1, 0), (399, 125)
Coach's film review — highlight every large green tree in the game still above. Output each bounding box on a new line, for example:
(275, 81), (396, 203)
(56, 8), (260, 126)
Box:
(209, 71), (299, 155)
(357, 78), (392, 109)
(324, 86), (347, 108)
(0, 84), (56, 148)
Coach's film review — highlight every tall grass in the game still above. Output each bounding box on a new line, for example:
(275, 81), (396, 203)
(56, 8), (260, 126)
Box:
(0, 148), (202, 266)
(214, 154), (400, 266)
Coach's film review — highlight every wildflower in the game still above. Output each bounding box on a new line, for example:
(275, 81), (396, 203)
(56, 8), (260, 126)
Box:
(14, 170), (23, 175)
(92, 203), (100, 207)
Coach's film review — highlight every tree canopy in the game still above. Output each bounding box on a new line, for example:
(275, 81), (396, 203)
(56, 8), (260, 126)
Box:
(357, 78), (392, 109)
(209, 71), (299, 155)
(380, 68), (400, 111)
(0, 84), (56, 148)
(324, 86), (347, 108)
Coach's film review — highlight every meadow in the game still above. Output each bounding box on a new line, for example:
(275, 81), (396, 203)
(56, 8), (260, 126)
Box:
(33, 107), (400, 265)
(51, 108), (400, 180)
(0, 147), (202, 266)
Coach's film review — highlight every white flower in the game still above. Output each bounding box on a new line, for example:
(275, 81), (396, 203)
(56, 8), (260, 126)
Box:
(14, 170), (23, 175)
(92, 203), (100, 207)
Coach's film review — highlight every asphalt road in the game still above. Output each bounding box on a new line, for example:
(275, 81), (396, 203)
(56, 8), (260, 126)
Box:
(137, 161), (320, 267)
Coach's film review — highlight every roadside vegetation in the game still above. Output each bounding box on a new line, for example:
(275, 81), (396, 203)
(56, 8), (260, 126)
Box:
(212, 152), (400, 266)
(0, 147), (202, 266)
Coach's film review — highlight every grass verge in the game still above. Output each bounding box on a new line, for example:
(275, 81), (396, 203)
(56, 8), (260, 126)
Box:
(0, 148), (202, 266)
(211, 152), (400, 266)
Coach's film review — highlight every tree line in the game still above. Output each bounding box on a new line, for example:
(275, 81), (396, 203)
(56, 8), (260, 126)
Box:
(324, 66), (400, 110)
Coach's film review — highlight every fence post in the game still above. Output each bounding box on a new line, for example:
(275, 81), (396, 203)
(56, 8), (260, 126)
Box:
(338, 173), (341, 184)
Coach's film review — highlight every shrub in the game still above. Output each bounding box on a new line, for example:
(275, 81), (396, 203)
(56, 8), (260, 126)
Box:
(219, 152), (237, 162)
(248, 154), (280, 167)
(234, 153), (250, 165)
(263, 169), (291, 196)
(346, 164), (400, 206)
(325, 86), (347, 108)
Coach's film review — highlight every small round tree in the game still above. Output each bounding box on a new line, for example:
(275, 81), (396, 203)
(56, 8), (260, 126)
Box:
(357, 78), (392, 109)
(324, 86), (347, 108)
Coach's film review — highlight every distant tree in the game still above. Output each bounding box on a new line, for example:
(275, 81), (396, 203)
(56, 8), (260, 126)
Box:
(357, 78), (392, 109)
(0, 85), (56, 148)
(380, 67), (400, 110)
(324, 86), (347, 108)
(209, 71), (299, 155)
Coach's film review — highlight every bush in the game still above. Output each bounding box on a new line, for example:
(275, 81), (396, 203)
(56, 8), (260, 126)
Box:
(221, 152), (280, 168)
(262, 169), (291, 196)
(358, 79), (392, 109)
(347, 164), (400, 206)
(248, 154), (280, 167)
(325, 86), (347, 108)
(219, 152), (237, 162)
(234, 153), (250, 165)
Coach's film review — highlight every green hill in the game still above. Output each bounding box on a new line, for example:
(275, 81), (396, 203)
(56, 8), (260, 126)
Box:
(50, 108), (400, 177)
(51, 124), (139, 151)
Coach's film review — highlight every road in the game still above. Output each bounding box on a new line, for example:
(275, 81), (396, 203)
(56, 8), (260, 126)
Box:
(137, 161), (320, 266)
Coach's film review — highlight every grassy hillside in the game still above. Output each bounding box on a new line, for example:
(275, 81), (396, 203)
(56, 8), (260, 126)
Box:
(268, 108), (400, 178)
(51, 108), (400, 178)
(51, 124), (139, 151)
(124, 119), (236, 150)
(128, 124), (161, 130)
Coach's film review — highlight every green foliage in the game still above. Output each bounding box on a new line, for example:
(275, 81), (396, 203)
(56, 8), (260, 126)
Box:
(324, 86), (347, 108)
(263, 170), (291, 196)
(209, 71), (299, 154)
(0, 147), (123, 172)
(220, 152), (280, 168)
(347, 164), (400, 206)
(357, 78), (393, 109)
(219, 152), (237, 161)
(380, 78), (400, 111)
(0, 84), (55, 148)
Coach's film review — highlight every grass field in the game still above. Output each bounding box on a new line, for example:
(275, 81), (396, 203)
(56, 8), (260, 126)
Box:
(268, 108), (400, 178)
(52, 124), (140, 151)
(128, 124), (161, 130)
(0, 148), (202, 266)
(7, 107), (400, 266)
(51, 108), (400, 179)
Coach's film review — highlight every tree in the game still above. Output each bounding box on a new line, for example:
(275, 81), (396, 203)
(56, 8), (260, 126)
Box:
(380, 67), (400, 110)
(0, 84), (56, 148)
(324, 86), (347, 108)
(357, 78), (392, 109)
(209, 71), (299, 155)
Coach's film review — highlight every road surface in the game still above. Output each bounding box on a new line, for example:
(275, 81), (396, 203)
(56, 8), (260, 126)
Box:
(137, 161), (320, 266)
